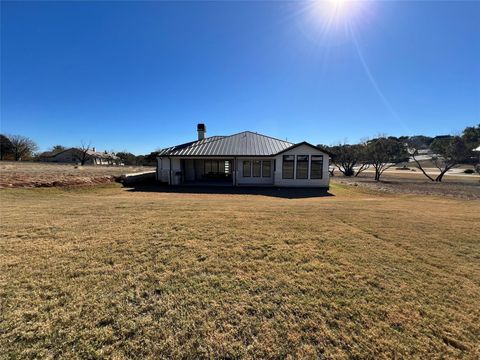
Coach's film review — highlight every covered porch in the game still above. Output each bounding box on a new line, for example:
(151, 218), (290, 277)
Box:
(179, 158), (234, 185)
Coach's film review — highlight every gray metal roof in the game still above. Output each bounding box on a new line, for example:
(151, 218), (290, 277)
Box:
(42, 147), (119, 160)
(158, 131), (294, 157)
(156, 136), (225, 156)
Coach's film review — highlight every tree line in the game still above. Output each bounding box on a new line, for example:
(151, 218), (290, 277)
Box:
(0, 134), (156, 166)
(2, 125), (479, 175)
(319, 124), (480, 182)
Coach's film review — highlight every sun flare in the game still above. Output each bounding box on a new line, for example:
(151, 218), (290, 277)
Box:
(309, 0), (366, 28)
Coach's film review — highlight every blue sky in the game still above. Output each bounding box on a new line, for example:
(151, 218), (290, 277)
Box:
(1, 1), (479, 154)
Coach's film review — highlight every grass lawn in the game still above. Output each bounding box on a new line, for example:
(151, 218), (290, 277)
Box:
(1, 183), (479, 359)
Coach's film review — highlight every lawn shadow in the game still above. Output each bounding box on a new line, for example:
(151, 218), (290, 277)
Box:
(124, 183), (334, 199)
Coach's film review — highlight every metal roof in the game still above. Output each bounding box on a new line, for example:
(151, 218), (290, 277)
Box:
(41, 147), (119, 160)
(158, 131), (294, 157)
(156, 136), (225, 156)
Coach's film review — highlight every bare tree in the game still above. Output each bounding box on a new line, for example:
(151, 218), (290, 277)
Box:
(411, 136), (471, 182)
(77, 141), (91, 165)
(8, 135), (38, 161)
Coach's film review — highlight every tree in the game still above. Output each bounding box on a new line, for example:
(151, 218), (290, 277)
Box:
(116, 151), (137, 165)
(8, 135), (38, 161)
(143, 151), (158, 166)
(412, 136), (471, 182)
(135, 155), (146, 166)
(351, 144), (371, 177)
(462, 124), (480, 149)
(50, 145), (67, 154)
(76, 141), (91, 165)
(365, 137), (408, 181)
(0, 134), (14, 160)
(405, 135), (434, 150)
(328, 144), (368, 177)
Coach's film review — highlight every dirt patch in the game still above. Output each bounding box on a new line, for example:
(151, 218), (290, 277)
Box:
(0, 161), (154, 188)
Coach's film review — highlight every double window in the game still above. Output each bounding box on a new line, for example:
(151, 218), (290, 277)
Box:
(242, 160), (272, 178)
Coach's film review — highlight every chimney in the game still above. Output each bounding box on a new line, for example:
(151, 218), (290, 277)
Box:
(197, 123), (206, 140)
(92, 147), (96, 152)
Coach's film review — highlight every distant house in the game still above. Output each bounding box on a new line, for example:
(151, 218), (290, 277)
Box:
(40, 147), (119, 165)
(156, 124), (331, 188)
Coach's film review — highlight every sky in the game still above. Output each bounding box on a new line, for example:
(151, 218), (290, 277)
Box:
(1, 1), (479, 155)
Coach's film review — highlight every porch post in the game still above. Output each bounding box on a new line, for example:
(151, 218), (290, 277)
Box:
(233, 157), (237, 186)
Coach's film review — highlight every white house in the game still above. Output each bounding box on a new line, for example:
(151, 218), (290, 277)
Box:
(40, 147), (120, 165)
(156, 124), (331, 188)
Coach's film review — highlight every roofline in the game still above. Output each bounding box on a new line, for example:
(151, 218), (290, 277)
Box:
(42, 147), (118, 159)
(160, 155), (281, 158)
(157, 140), (333, 158)
(274, 142), (334, 156)
(159, 131), (293, 157)
(42, 147), (78, 158)
(158, 142), (333, 158)
(156, 136), (227, 156)
(241, 131), (294, 145)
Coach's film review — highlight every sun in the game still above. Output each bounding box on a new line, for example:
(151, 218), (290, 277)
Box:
(299, 0), (371, 43)
(310, 0), (366, 26)
(329, 0), (348, 12)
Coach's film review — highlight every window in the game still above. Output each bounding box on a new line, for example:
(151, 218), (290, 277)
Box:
(204, 160), (219, 174)
(296, 155), (309, 179)
(311, 155), (323, 179)
(211, 160), (219, 173)
(204, 160), (212, 174)
(282, 155), (294, 179)
(243, 160), (251, 177)
(253, 160), (261, 177)
(262, 160), (271, 177)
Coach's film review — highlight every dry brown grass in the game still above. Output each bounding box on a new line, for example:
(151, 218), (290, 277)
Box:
(1, 183), (479, 359)
(0, 161), (154, 188)
(333, 172), (480, 200)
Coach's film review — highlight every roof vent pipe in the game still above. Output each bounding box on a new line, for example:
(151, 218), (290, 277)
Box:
(197, 123), (206, 140)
